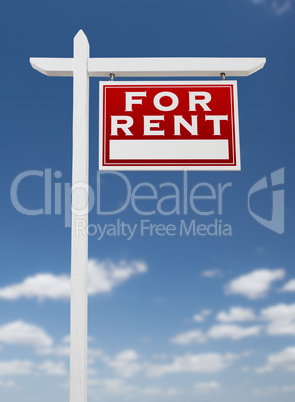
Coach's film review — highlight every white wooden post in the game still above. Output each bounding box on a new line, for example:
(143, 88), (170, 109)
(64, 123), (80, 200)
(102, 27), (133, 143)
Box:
(70, 30), (89, 402)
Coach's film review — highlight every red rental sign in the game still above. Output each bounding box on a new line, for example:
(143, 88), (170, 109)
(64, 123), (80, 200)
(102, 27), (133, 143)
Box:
(99, 81), (240, 171)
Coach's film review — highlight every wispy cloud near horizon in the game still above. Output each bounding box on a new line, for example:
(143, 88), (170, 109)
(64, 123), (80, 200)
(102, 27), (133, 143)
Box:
(0, 259), (147, 301)
(250, 0), (292, 15)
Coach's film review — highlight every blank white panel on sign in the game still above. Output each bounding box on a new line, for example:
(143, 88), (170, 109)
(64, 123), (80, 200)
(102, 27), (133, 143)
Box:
(110, 140), (229, 160)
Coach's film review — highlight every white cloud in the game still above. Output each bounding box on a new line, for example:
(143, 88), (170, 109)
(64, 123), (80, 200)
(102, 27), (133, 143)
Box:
(166, 388), (182, 396)
(37, 360), (67, 376)
(103, 379), (132, 394)
(252, 386), (279, 395)
(105, 350), (145, 378)
(152, 354), (168, 360)
(147, 352), (240, 377)
(0, 359), (68, 377)
(282, 386), (295, 392)
(170, 325), (260, 344)
(171, 330), (207, 345)
(0, 380), (15, 388)
(193, 315), (204, 323)
(141, 387), (163, 395)
(96, 349), (243, 379)
(62, 335), (71, 344)
(37, 345), (70, 357)
(97, 380), (180, 397)
(172, 303), (295, 346)
(88, 368), (99, 377)
(261, 303), (295, 322)
(121, 386), (182, 397)
(272, 0), (292, 14)
(88, 378), (182, 398)
(260, 303), (295, 336)
(37, 343), (104, 366)
(141, 337), (152, 343)
(207, 324), (261, 340)
(89, 378), (135, 395)
(0, 360), (34, 376)
(256, 347), (295, 373)
(201, 269), (223, 278)
(212, 303), (295, 338)
(0, 259), (147, 301)
(0, 321), (53, 348)
(87, 260), (147, 295)
(216, 307), (256, 322)
(281, 279), (295, 292)
(61, 334), (95, 344)
(253, 385), (295, 395)
(250, 0), (292, 15)
(225, 269), (285, 299)
(0, 273), (71, 301)
(90, 347), (244, 380)
(171, 311), (260, 344)
(193, 309), (211, 322)
(193, 381), (220, 394)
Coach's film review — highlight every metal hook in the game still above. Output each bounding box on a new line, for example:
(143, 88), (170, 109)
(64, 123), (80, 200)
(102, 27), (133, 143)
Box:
(109, 73), (115, 81)
(220, 72), (226, 81)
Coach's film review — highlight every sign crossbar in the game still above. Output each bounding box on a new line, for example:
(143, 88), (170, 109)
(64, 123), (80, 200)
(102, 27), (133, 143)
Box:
(31, 55), (266, 77)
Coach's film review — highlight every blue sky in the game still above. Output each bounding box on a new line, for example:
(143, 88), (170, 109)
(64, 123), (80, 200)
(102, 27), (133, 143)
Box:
(0, 0), (295, 401)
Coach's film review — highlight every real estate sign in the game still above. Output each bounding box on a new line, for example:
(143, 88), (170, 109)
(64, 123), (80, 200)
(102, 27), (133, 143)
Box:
(99, 81), (240, 171)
